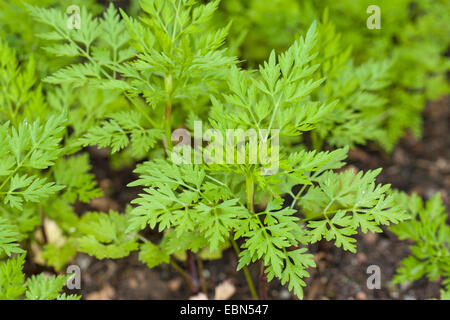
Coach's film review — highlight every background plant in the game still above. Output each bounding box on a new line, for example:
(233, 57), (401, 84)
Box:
(53, 16), (408, 299)
(0, 36), (101, 301)
(390, 192), (450, 297)
(217, 0), (450, 151)
(0, 0), (447, 300)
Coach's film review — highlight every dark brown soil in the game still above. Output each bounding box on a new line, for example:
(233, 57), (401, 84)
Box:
(73, 96), (448, 300)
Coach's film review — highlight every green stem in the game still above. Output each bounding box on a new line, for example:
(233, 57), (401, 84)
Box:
(125, 93), (159, 128)
(164, 75), (173, 151)
(245, 173), (254, 213)
(244, 172), (267, 299)
(165, 99), (173, 151)
(169, 259), (196, 292)
(39, 206), (48, 245)
(231, 238), (258, 300)
(311, 131), (323, 151)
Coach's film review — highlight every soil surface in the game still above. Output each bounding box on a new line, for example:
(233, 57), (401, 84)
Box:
(69, 95), (448, 300)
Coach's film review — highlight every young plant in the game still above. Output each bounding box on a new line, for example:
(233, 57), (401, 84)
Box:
(0, 254), (79, 300)
(218, 0), (450, 152)
(78, 20), (407, 299)
(390, 192), (450, 296)
(0, 0), (104, 74)
(0, 113), (81, 300)
(28, 1), (237, 158)
(306, 11), (391, 150)
(0, 40), (47, 126)
(26, 0), (240, 295)
(11, 0), (438, 301)
(0, 40), (101, 299)
(311, 0), (450, 152)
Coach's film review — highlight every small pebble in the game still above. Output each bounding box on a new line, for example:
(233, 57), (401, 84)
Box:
(400, 281), (411, 291)
(356, 253), (367, 263)
(76, 255), (91, 270)
(363, 232), (377, 244)
(189, 293), (208, 300)
(128, 277), (138, 289)
(279, 289), (291, 300)
(168, 278), (182, 292)
(356, 292), (367, 300)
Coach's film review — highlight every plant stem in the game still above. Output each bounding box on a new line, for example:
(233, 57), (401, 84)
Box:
(311, 131), (323, 151)
(169, 258), (196, 292)
(165, 99), (173, 151)
(137, 234), (196, 292)
(245, 172), (268, 299)
(230, 238), (258, 300)
(186, 250), (200, 294)
(259, 261), (267, 300)
(245, 173), (254, 213)
(246, 172), (268, 299)
(164, 74), (173, 151)
(126, 93), (159, 128)
(196, 254), (207, 294)
(39, 206), (48, 245)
